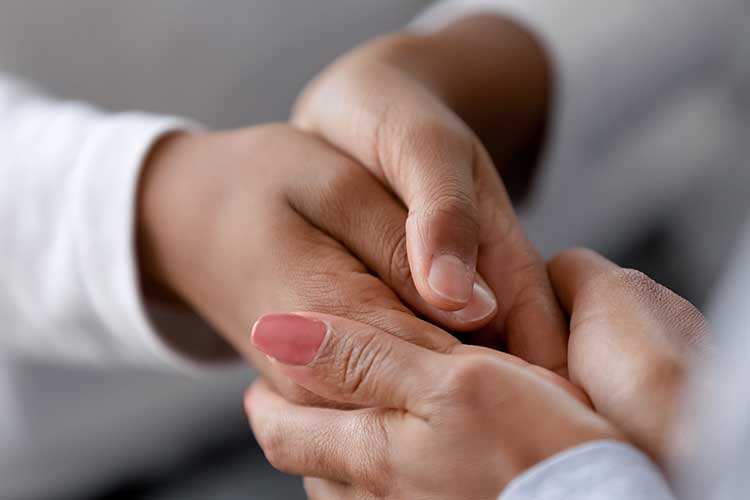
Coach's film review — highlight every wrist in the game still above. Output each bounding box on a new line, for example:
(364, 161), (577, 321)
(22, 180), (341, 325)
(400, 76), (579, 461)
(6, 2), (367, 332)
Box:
(136, 130), (239, 361)
(137, 130), (206, 305)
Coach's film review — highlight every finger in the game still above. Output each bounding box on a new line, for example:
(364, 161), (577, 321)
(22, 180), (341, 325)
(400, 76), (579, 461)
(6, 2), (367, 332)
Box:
(294, 66), (487, 311)
(473, 147), (569, 374)
(547, 247), (619, 314)
(294, 72), (567, 372)
(245, 209), (459, 408)
(264, 208), (461, 354)
(548, 247), (708, 353)
(250, 312), (441, 413)
(246, 380), (392, 490)
(286, 142), (496, 329)
(548, 247), (708, 461)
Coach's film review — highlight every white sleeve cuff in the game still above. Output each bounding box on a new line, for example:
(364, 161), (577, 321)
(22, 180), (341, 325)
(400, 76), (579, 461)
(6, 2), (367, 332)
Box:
(73, 112), (222, 373)
(499, 440), (675, 500)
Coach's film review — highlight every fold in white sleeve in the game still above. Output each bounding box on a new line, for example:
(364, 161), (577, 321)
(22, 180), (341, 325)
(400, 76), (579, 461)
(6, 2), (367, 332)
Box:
(413, 0), (744, 171)
(0, 74), (218, 371)
(499, 440), (675, 500)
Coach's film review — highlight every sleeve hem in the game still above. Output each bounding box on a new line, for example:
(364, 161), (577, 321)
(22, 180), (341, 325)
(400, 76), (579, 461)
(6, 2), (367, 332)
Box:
(499, 440), (674, 500)
(73, 112), (236, 375)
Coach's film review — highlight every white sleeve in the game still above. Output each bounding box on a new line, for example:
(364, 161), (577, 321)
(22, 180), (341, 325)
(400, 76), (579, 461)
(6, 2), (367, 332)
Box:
(499, 440), (675, 500)
(0, 74), (221, 371)
(413, 0), (745, 175)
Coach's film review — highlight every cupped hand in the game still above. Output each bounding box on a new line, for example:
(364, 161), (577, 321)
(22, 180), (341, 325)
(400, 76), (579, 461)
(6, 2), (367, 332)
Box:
(549, 248), (710, 464)
(293, 15), (567, 372)
(137, 124), (503, 404)
(245, 312), (621, 500)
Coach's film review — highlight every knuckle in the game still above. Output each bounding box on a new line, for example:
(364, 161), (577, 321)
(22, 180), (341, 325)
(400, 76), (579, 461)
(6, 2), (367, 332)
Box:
(432, 356), (498, 406)
(606, 268), (658, 295)
(325, 329), (387, 400)
(422, 190), (479, 222)
(382, 115), (469, 179)
(256, 420), (290, 472)
(579, 267), (710, 355)
(384, 226), (412, 291)
(315, 160), (368, 213)
(582, 268), (661, 306)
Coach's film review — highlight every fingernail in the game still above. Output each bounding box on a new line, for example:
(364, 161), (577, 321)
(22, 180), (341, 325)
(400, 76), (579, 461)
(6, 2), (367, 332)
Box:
(451, 279), (497, 323)
(251, 313), (328, 366)
(428, 254), (473, 304)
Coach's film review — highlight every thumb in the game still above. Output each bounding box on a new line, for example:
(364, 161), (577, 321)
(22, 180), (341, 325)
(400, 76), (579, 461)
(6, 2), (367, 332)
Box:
(294, 63), (491, 311)
(250, 312), (440, 414)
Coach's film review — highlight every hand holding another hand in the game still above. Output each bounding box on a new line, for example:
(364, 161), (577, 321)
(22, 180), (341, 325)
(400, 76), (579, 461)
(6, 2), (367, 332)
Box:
(246, 312), (618, 500)
(293, 15), (567, 371)
(247, 249), (710, 497)
(138, 124), (496, 405)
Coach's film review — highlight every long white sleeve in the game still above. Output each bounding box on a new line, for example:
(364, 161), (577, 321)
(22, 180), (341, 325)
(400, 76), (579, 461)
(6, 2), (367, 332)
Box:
(413, 0), (748, 254)
(499, 441), (674, 500)
(414, 0), (745, 168)
(0, 74), (210, 369)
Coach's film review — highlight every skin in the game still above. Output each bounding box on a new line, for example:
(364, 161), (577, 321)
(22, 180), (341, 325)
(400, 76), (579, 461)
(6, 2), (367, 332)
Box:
(137, 15), (569, 401)
(292, 14), (567, 371)
(548, 249), (710, 464)
(139, 124), (477, 404)
(246, 250), (709, 498)
(244, 306), (620, 500)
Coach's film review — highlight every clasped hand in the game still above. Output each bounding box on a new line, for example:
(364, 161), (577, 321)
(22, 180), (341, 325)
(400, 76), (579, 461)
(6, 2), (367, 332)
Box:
(136, 17), (709, 500)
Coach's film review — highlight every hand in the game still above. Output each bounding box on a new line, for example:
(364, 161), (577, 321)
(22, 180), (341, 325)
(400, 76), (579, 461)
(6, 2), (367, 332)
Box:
(293, 15), (567, 371)
(245, 313), (622, 499)
(548, 248), (710, 464)
(137, 124), (500, 404)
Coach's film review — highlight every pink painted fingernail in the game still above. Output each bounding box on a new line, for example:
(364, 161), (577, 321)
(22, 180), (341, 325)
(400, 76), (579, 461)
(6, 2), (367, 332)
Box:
(428, 254), (473, 304)
(251, 313), (328, 366)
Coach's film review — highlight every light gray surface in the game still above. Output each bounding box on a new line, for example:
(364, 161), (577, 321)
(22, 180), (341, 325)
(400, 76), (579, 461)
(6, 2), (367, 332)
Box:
(0, 0), (430, 128)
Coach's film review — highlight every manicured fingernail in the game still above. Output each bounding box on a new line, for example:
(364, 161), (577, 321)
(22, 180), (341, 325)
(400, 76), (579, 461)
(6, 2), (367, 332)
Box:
(251, 313), (328, 366)
(428, 254), (473, 304)
(451, 278), (498, 323)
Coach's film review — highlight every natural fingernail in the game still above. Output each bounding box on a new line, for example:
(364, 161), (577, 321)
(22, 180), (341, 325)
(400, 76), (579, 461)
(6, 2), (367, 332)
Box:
(251, 313), (328, 366)
(428, 254), (473, 304)
(451, 278), (497, 323)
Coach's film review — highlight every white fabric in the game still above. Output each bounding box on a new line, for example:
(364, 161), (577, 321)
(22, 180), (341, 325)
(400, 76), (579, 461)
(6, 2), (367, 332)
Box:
(499, 441), (674, 500)
(0, 74), (255, 499)
(0, 0), (747, 498)
(674, 222), (750, 500)
(415, 0), (749, 256)
(0, 76), (199, 369)
(0, 2), (432, 497)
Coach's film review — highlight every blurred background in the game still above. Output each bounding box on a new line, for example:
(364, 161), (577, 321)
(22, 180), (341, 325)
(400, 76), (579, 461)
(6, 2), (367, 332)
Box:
(0, 1), (747, 499)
